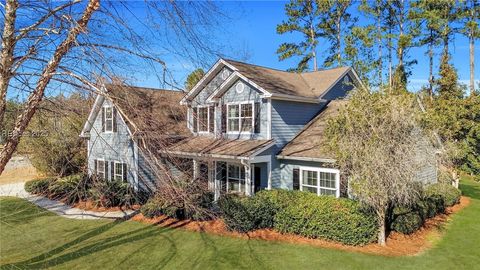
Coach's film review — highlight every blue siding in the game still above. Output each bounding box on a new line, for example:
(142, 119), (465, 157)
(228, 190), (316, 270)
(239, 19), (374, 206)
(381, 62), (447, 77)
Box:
(192, 66), (232, 105)
(87, 98), (136, 186)
(321, 73), (355, 100)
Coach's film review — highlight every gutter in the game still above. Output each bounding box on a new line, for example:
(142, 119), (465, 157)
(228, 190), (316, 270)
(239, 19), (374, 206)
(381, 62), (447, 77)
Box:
(276, 155), (336, 163)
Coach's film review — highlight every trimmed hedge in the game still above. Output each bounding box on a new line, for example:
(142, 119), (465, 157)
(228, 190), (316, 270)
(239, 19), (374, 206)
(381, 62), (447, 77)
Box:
(425, 183), (461, 207)
(218, 194), (277, 233)
(218, 190), (377, 246)
(24, 178), (54, 195)
(88, 180), (135, 208)
(48, 174), (90, 204)
(273, 192), (377, 246)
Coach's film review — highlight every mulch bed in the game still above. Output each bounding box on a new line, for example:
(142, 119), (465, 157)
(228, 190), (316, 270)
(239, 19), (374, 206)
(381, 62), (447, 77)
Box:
(129, 196), (471, 257)
(73, 200), (141, 212)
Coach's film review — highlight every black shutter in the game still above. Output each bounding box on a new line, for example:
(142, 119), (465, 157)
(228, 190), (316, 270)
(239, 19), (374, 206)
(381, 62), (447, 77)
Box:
(221, 104), (227, 134)
(293, 168), (300, 190)
(104, 161), (108, 181)
(209, 106), (215, 133)
(101, 107), (105, 132)
(112, 107), (117, 132)
(110, 161), (115, 181)
(254, 102), (261, 134)
(94, 159), (97, 176)
(122, 163), (127, 182)
(192, 107), (198, 133)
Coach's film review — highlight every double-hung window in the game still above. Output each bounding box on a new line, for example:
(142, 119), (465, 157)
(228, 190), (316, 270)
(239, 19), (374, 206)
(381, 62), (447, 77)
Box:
(300, 167), (339, 197)
(104, 107), (113, 132)
(96, 160), (106, 180)
(227, 103), (253, 133)
(227, 164), (245, 194)
(114, 162), (127, 182)
(197, 106), (209, 133)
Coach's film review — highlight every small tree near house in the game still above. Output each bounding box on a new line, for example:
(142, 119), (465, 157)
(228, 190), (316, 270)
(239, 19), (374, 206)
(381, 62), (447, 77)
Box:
(325, 90), (435, 245)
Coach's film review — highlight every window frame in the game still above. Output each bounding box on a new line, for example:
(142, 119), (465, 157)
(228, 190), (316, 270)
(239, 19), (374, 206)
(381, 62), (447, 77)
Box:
(299, 166), (340, 197)
(103, 106), (114, 133)
(96, 159), (106, 180)
(226, 163), (246, 194)
(195, 105), (210, 134)
(113, 161), (127, 182)
(226, 101), (255, 134)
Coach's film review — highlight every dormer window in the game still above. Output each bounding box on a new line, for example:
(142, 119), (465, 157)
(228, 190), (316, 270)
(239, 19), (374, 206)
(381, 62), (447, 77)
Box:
(193, 106), (214, 133)
(102, 106), (116, 133)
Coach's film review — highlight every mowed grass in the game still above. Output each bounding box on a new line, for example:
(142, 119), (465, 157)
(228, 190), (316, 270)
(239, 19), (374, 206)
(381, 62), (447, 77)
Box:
(0, 177), (479, 270)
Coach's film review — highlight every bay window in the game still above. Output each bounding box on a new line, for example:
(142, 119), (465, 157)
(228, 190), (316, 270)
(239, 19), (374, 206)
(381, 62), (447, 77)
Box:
(227, 164), (246, 194)
(300, 167), (339, 197)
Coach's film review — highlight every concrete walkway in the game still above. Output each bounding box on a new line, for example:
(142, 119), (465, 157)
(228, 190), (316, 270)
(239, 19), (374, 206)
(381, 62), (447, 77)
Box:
(0, 182), (137, 220)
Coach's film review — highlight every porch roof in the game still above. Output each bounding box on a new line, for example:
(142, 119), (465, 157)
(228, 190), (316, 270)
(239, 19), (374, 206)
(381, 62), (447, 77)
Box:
(160, 136), (274, 160)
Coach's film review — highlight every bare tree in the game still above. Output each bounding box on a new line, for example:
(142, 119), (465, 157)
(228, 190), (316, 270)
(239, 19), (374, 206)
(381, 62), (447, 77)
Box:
(0, 1), (225, 174)
(325, 90), (435, 245)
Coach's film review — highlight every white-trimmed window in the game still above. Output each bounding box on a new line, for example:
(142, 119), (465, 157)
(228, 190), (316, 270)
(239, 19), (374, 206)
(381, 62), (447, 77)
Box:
(227, 102), (253, 133)
(227, 163), (246, 194)
(197, 106), (209, 132)
(104, 106), (114, 132)
(114, 162), (127, 182)
(96, 160), (106, 180)
(300, 167), (339, 197)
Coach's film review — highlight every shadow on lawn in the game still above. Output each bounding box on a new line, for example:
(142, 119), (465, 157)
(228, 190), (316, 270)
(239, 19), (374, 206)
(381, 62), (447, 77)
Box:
(1, 217), (187, 269)
(460, 177), (480, 200)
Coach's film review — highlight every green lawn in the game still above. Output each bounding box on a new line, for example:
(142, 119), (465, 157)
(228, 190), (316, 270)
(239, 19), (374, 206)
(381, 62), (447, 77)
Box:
(1, 177), (479, 270)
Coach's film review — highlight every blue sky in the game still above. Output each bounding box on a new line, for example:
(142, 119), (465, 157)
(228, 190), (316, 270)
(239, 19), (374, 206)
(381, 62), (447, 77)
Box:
(149, 1), (478, 92)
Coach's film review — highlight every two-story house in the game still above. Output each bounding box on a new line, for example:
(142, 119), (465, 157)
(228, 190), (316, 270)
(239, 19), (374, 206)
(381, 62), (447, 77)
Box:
(80, 58), (437, 200)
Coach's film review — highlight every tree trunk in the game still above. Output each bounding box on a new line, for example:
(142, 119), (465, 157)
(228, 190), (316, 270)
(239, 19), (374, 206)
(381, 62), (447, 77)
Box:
(377, 9), (382, 86)
(0, 0), (18, 127)
(310, 26), (317, 71)
(429, 30), (434, 99)
(470, 30), (475, 96)
(377, 209), (387, 246)
(0, 0), (100, 175)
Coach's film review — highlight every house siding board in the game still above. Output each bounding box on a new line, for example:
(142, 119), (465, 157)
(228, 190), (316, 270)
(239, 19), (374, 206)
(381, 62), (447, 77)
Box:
(321, 73), (355, 100)
(87, 99), (136, 185)
(278, 159), (335, 189)
(192, 66), (232, 105)
(137, 150), (157, 191)
(270, 99), (324, 187)
(220, 79), (268, 140)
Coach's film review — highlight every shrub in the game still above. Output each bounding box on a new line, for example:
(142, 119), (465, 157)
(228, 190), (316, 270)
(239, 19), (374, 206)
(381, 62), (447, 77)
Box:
(218, 193), (277, 233)
(140, 191), (214, 220)
(88, 180), (136, 208)
(391, 211), (423, 234)
(425, 183), (461, 207)
(273, 192), (377, 246)
(24, 178), (54, 195)
(48, 174), (93, 204)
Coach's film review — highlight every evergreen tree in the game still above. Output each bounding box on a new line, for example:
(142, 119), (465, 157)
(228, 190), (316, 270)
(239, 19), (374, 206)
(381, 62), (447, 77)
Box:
(459, 0), (480, 96)
(276, 0), (324, 72)
(185, 68), (205, 91)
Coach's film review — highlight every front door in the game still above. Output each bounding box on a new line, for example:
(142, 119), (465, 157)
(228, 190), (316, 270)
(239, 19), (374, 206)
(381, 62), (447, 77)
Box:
(254, 166), (261, 193)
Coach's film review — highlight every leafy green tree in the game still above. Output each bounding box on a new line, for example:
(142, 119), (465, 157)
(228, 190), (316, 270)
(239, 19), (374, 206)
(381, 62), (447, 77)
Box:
(276, 0), (325, 72)
(184, 68), (205, 91)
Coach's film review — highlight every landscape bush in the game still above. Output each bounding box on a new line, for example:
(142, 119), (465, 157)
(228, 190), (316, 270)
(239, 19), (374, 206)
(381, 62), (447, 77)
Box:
(218, 194), (277, 233)
(425, 183), (461, 207)
(273, 192), (377, 245)
(140, 191), (214, 220)
(88, 180), (136, 208)
(47, 174), (90, 204)
(24, 178), (54, 195)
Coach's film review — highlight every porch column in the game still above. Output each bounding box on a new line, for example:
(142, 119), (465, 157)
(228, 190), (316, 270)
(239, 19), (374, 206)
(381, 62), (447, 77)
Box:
(214, 161), (220, 201)
(208, 160), (214, 190)
(267, 161), (272, 190)
(193, 159), (199, 179)
(244, 163), (252, 196)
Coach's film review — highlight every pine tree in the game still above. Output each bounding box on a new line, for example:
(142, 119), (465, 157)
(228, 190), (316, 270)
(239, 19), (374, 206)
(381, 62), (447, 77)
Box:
(459, 0), (479, 96)
(276, 0), (324, 72)
(185, 68), (205, 91)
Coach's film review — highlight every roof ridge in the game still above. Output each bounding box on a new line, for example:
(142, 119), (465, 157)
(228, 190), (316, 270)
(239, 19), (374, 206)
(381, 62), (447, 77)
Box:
(104, 83), (184, 93)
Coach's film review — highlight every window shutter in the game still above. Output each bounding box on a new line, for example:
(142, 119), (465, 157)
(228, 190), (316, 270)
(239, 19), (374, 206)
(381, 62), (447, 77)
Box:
(94, 159), (97, 176)
(110, 161), (114, 181)
(209, 106), (215, 133)
(101, 107), (105, 132)
(192, 107), (198, 133)
(112, 107), (117, 132)
(122, 163), (127, 182)
(293, 168), (300, 190)
(254, 102), (261, 134)
(104, 161), (108, 180)
(221, 104), (227, 133)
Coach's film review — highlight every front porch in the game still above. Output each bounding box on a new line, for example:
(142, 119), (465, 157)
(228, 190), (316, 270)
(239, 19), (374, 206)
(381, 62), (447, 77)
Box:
(159, 136), (275, 200)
